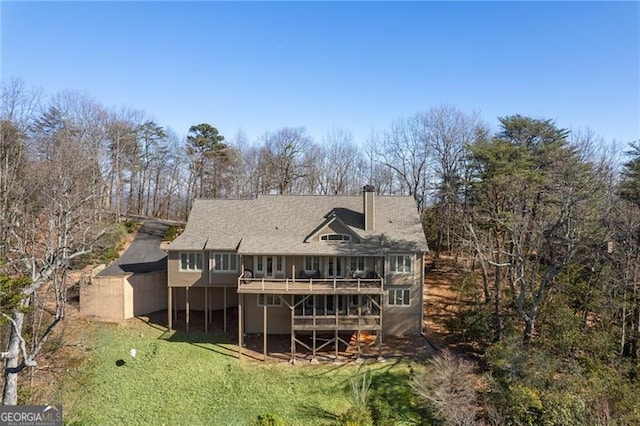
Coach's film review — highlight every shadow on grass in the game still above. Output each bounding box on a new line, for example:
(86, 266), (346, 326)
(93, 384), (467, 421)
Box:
(157, 328), (243, 360)
(350, 360), (436, 424)
(295, 404), (338, 423)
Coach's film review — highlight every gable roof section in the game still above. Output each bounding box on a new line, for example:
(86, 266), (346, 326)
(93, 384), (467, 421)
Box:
(168, 195), (429, 255)
(304, 211), (361, 243)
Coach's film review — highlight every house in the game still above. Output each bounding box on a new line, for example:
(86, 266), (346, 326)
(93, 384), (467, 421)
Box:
(166, 186), (429, 361)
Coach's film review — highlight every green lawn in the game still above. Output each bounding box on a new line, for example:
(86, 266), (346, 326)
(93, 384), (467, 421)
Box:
(62, 319), (430, 425)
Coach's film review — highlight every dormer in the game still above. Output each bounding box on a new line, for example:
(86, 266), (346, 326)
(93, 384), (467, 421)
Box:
(305, 211), (360, 243)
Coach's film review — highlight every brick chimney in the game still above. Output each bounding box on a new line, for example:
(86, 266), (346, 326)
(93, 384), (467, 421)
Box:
(363, 185), (375, 231)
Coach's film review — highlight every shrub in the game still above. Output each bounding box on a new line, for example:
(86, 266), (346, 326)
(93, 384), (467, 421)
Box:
(368, 397), (395, 426)
(253, 412), (286, 426)
(164, 225), (184, 242)
(123, 220), (140, 234)
(540, 391), (586, 426)
(411, 350), (479, 425)
(336, 406), (373, 426)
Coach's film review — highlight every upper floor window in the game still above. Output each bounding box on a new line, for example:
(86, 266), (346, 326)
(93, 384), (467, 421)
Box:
(211, 252), (237, 273)
(320, 233), (351, 242)
(180, 252), (203, 272)
(255, 256), (283, 275)
(305, 256), (320, 272)
(389, 254), (412, 274)
(349, 256), (365, 272)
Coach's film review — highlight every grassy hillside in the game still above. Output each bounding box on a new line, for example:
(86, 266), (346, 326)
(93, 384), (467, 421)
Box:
(62, 319), (427, 425)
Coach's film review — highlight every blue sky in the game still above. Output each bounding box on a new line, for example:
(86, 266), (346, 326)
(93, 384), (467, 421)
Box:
(2, 1), (639, 146)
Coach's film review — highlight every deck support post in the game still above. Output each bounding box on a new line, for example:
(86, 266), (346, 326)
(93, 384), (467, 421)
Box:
(312, 329), (317, 363)
(204, 287), (208, 333)
(290, 301), (296, 364)
(210, 287), (213, 324)
(356, 299), (363, 360)
(223, 286), (227, 333)
(377, 293), (384, 362)
(263, 304), (268, 361)
(173, 287), (177, 325)
(186, 287), (190, 333)
(238, 294), (243, 359)
(334, 329), (339, 361)
(167, 286), (172, 330)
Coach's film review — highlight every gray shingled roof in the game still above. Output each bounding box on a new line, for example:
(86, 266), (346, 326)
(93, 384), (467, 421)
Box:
(168, 194), (429, 255)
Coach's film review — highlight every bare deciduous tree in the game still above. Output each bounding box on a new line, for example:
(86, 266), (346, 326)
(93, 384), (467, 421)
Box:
(411, 350), (479, 425)
(1, 100), (104, 404)
(259, 127), (314, 194)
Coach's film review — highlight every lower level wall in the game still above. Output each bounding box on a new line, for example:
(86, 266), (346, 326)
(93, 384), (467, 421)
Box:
(243, 294), (292, 334)
(383, 312), (420, 336)
(129, 271), (167, 316)
(239, 294), (420, 336)
(81, 271), (168, 322)
(81, 275), (125, 322)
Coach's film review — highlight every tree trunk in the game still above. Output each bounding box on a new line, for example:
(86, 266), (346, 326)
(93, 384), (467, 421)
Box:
(2, 311), (25, 405)
(493, 262), (502, 342)
(523, 318), (534, 347)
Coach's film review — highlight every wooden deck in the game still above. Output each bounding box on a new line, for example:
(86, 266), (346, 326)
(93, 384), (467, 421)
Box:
(237, 276), (384, 294)
(292, 314), (381, 331)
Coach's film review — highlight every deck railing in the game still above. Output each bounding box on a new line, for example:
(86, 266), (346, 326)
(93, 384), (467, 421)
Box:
(237, 272), (384, 293)
(292, 314), (381, 328)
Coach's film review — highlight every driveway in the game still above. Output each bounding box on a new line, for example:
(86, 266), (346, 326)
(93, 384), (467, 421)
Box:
(98, 220), (170, 276)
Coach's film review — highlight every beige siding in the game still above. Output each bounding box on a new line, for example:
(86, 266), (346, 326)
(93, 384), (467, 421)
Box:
(309, 220), (357, 242)
(123, 278), (134, 319)
(209, 271), (238, 286)
(243, 294), (292, 334)
(128, 271), (168, 316)
(167, 250), (209, 287)
(81, 275), (125, 322)
(208, 251), (241, 285)
(81, 270), (168, 321)
(383, 253), (423, 335)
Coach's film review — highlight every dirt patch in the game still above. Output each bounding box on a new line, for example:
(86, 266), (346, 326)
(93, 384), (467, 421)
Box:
(422, 252), (485, 358)
(140, 309), (436, 364)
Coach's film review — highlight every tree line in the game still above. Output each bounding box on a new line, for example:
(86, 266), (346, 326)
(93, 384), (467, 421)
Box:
(2, 76), (640, 422)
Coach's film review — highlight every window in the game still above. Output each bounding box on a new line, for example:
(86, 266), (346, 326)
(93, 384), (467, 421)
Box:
(294, 295), (336, 315)
(266, 256), (273, 275)
(389, 254), (413, 273)
(326, 256), (343, 278)
(350, 256), (365, 272)
(388, 289), (410, 306)
(212, 253), (237, 273)
(320, 233), (351, 241)
(304, 256), (320, 272)
(180, 252), (203, 272)
(255, 256), (283, 275)
(258, 294), (282, 307)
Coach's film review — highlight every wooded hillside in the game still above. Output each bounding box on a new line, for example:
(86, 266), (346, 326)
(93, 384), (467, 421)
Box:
(2, 78), (639, 422)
